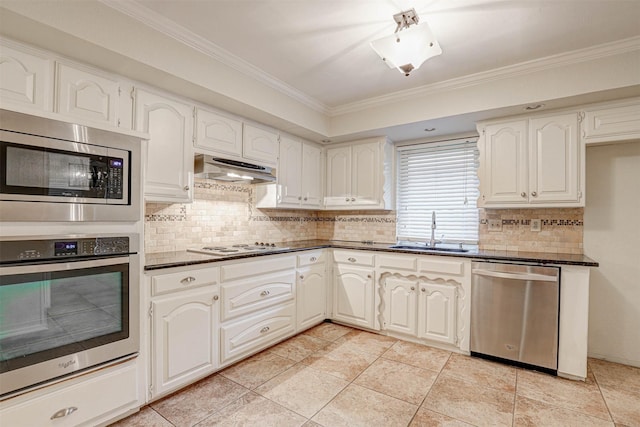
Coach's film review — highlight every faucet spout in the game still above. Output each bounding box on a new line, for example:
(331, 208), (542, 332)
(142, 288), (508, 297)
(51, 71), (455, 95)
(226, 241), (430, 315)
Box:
(429, 211), (436, 248)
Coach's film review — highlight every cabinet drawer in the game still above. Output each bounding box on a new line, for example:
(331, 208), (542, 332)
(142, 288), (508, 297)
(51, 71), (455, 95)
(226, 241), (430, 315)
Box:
(221, 270), (295, 321)
(220, 256), (295, 282)
(297, 250), (325, 267)
(333, 250), (374, 266)
(152, 266), (220, 296)
(221, 303), (295, 364)
(417, 258), (465, 276)
(377, 254), (417, 271)
(0, 361), (137, 427)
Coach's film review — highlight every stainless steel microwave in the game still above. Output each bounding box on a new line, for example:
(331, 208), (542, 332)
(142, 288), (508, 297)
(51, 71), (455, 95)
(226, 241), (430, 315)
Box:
(0, 109), (141, 221)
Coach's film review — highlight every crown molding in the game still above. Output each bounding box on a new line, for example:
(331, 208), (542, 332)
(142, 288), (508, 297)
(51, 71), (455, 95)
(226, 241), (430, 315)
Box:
(99, 0), (330, 115)
(329, 36), (640, 116)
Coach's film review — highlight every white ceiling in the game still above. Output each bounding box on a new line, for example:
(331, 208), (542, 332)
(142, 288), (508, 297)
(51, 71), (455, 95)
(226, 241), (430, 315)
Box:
(1, 0), (640, 142)
(129, 0), (640, 108)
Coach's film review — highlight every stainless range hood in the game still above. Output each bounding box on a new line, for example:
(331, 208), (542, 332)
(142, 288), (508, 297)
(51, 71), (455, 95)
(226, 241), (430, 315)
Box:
(194, 154), (276, 183)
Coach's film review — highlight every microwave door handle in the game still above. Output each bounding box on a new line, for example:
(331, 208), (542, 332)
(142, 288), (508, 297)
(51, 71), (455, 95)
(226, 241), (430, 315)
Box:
(0, 256), (130, 276)
(472, 269), (557, 282)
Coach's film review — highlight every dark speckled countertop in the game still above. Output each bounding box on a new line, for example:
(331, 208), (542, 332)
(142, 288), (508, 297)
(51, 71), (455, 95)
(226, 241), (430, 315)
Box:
(145, 239), (598, 271)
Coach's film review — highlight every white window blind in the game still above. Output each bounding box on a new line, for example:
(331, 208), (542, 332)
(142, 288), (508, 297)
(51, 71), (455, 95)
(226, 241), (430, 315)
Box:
(396, 139), (480, 243)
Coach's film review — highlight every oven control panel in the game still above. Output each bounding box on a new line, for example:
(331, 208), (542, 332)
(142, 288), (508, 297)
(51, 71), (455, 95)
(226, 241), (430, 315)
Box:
(0, 236), (133, 263)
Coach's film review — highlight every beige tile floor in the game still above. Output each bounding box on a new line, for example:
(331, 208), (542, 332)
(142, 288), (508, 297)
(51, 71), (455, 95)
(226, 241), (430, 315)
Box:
(112, 323), (640, 427)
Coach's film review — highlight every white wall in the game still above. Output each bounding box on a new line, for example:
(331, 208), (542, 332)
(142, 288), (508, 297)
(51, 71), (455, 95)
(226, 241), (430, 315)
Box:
(584, 141), (640, 367)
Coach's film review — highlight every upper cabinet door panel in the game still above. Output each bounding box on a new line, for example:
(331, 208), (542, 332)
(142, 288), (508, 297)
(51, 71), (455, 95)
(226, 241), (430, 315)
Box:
(351, 142), (380, 206)
(0, 43), (52, 112)
(583, 101), (640, 144)
(481, 121), (528, 205)
(301, 143), (323, 207)
(529, 113), (579, 203)
(279, 136), (303, 205)
(243, 124), (278, 167)
(195, 107), (243, 157)
(55, 62), (120, 127)
(325, 146), (351, 203)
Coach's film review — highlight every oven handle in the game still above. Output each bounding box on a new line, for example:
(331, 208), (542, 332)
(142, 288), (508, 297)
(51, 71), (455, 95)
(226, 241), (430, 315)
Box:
(472, 268), (557, 282)
(0, 256), (131, 276)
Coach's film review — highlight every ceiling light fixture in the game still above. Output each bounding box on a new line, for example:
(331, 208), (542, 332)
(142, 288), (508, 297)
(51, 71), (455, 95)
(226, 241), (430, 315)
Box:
(370, 8), (442, 76)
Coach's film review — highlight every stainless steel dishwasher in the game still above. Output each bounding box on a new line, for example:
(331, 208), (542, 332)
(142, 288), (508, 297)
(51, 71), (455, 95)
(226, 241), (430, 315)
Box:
(470, 261), (560, 373)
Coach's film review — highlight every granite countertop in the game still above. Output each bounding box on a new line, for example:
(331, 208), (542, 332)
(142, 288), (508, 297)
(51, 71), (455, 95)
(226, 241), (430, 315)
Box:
(145, 239), (598, 271)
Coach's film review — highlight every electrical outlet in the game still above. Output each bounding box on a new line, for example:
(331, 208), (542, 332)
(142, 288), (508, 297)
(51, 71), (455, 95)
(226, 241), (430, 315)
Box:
(531, 219), (541, 232)
(488, 219), (502, 232)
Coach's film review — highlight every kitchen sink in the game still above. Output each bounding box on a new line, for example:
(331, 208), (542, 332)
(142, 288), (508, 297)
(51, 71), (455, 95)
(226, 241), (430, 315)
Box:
(388, 244), (469, 253)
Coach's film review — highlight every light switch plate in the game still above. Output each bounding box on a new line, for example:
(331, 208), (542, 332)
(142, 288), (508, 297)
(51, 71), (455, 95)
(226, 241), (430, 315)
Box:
(531, 219), (541, 232)
(488, 219), (502, 231)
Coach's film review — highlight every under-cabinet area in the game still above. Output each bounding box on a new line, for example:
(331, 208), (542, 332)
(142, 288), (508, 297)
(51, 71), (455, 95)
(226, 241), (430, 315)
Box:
(141, 246), (591, 407)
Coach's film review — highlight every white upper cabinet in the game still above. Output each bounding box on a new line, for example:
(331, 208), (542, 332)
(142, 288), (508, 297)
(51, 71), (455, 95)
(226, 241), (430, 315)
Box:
(135, 88), (193, 203)
(55, 62), (120, 128)
(194, 107), (243, 157)
(243, 123), (279, 167)
(478, 112), (583, 208)
(255, 136), (323, 209)
(325, 137), (394, 210)
(0, 40), (52, 113)
(582, 98), (640, 144)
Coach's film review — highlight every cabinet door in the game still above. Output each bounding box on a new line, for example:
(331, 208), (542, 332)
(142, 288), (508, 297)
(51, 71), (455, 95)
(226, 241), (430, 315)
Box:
(55, 62), (120, 128)
(297, 264), (326, 331)
(301, 143), (323, 208)
(418, 282), (457, 345)
(279, 136), (303, 205)
(351, 142), (381, 207)
(481, 121), (528, 205)
(382, 276), (418, 336)
(135, 89), (193, 202)
(325, 146), (352, 207)
(243, 123), (278, 167)
(529, 113), (580, 204)
(332, 264), (375, 329)
(0, 42), (52, 112)
(151, 288), (218, 398)
(195, 107), (242, 157)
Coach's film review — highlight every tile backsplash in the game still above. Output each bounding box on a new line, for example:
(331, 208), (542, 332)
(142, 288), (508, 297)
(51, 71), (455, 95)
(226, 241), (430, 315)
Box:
(145, 180), (583, 254)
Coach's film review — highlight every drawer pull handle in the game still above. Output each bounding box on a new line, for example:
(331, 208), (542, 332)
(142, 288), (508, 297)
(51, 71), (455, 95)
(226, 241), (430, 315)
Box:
(51, 407), (78, 420)
(260, 290), (270, 297)
(310, 257), (317, 262)
(348, 257), (356, 262)
(260, 326), (270, 333)
(181, 276), (196, 284)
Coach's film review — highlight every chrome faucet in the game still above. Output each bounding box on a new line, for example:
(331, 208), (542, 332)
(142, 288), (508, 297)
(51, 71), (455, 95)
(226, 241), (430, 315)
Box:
(429, 211), (436, 248)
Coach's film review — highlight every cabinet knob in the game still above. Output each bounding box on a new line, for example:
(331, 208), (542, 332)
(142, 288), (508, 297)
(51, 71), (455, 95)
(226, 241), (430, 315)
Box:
(304, 197), (308, 201)
(51, 407), (78, 420)
(367, 274), (372, 279)
(260, 326), (270, 333)
(298, 196), (302, 200)
(310, 256), (317, 262)
(184, 186), (190, 191)
(213, 295), (219, 301)
(351, 197), (356, 202)
(345, 197), (350, 202)
(180, 276), (196, 284)
(520, 192), (527, 198)
(348, 257), (356, 262)
(531, 191), (537, 197)
(421, 288), (426, 292)
(300, 275), (304, 279)
(260, 290), (270, 297)
(410, 286), (415, 291)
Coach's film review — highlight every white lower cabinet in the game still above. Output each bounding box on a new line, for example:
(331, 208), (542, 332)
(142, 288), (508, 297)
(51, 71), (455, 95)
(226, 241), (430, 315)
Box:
(151, 286), (219, 398)
(332, 264), (376, 329)
(382, 275), (418, 336)
(296, 251), (326, 331)
(417, 282), (458, 345)
(0, 360), (138, 427)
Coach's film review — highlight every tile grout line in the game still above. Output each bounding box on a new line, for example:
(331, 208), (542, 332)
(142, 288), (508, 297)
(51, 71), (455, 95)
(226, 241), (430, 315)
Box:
(588, 360), (617, 424)
(405, 351), (455, 426)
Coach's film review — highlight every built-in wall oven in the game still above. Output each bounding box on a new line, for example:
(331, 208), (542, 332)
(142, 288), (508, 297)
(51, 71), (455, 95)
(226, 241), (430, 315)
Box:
(0, 234), (140, 398)
(0, 109), (141, 222)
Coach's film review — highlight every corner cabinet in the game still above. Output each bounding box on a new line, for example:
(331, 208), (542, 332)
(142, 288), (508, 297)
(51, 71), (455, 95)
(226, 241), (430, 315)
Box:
(325, 137), (394, 210)
(477, 112), (584, 208)
(255, 136), (323, 209)
(134, 88), (193, 203)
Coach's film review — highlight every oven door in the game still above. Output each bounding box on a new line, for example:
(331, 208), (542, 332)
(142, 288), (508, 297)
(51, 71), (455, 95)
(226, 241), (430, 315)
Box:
(0, 256), (139, 397)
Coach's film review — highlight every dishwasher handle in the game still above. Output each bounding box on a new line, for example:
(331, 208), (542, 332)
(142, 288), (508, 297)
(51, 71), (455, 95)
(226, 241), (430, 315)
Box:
(472, 268), (558, 282)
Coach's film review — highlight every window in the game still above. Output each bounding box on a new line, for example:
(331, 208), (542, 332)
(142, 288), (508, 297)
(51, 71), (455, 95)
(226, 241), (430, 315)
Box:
(396, 138), (479, 244)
